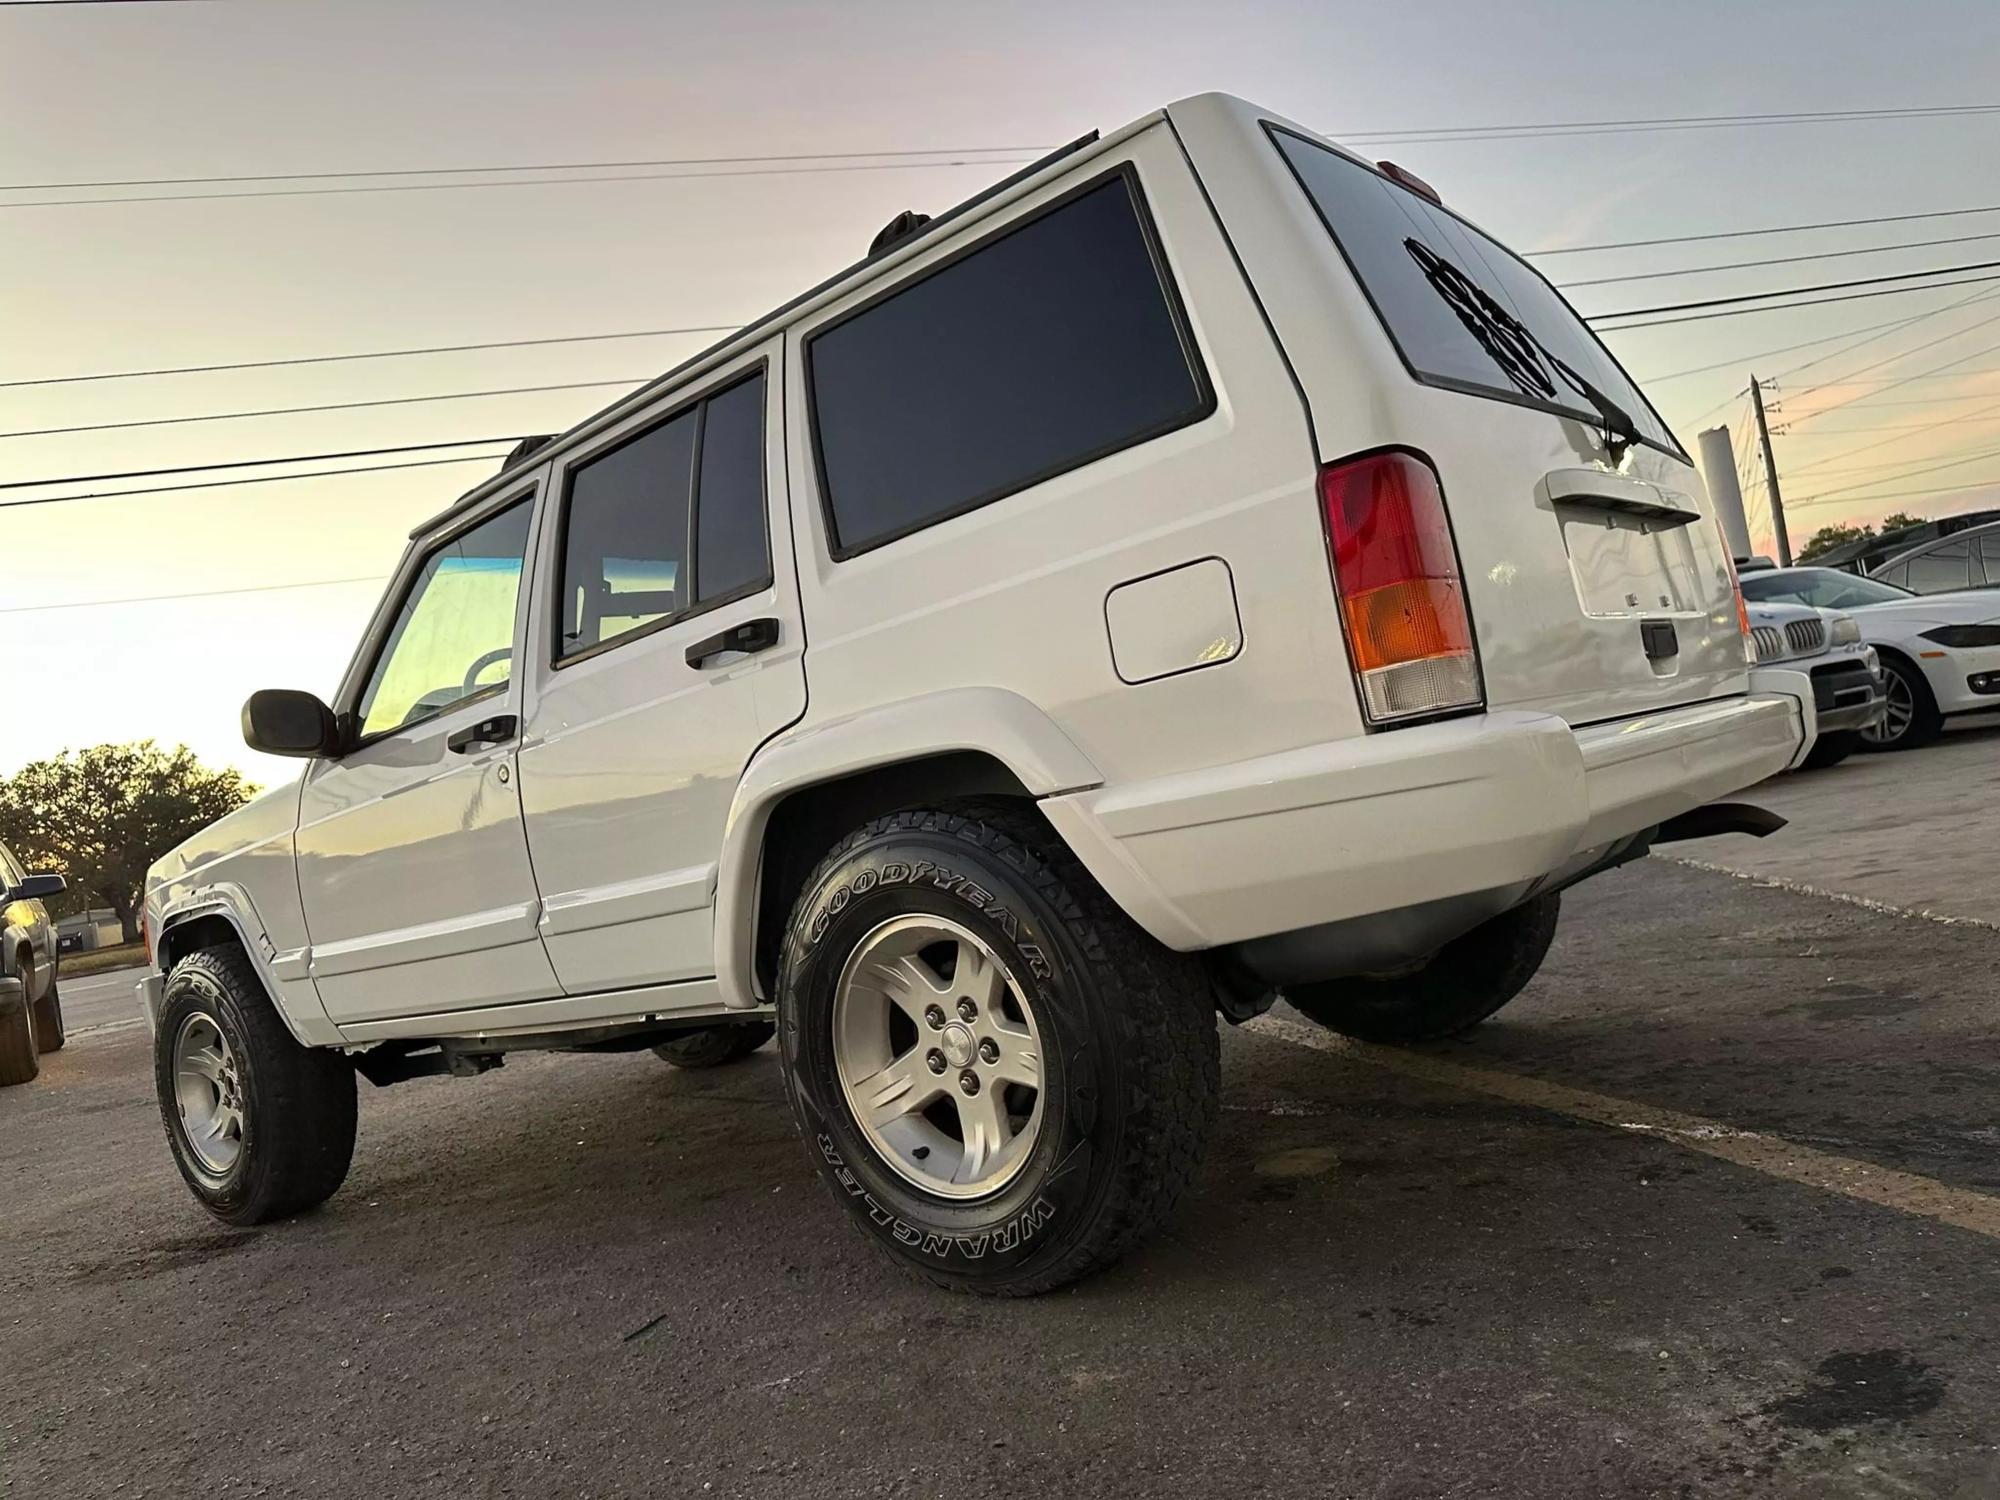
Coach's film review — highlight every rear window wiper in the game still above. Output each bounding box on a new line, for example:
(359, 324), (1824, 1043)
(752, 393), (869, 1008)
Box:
(1405, 239), (1640, 465)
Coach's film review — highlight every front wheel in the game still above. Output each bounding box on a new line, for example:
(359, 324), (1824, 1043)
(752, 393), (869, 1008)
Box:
(1288, 893), (1561, 1044)
(0, 977), (38, 1087)
(32, 982), (65, 1053)
(155, 948), (358, 1226)
(1861, 656), (1942, 751)
(777, 806), (1219, 1296)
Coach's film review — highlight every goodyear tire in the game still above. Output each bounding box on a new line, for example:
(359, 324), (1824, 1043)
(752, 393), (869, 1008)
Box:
(155, 947), (357, 1226)
(653, 1021), (775, 1069)
(776, 805), (1219, 1296)
(1288, 893), (1561, 1044)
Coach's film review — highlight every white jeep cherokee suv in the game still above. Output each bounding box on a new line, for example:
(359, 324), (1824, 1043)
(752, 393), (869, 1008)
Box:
(139, 94), (1801, 1294)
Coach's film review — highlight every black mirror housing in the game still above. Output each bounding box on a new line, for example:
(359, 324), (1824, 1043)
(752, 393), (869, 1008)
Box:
(12, 872), (65, 902)
(243, 688), (344, 758)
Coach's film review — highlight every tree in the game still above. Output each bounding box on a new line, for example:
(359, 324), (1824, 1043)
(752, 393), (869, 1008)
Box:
(1797, 522), (1873, 562)
(0, 742), (253, 942)
(1879, 511), (1928, 533)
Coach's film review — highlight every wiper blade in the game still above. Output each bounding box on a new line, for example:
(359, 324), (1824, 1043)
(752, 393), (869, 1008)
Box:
(1406, 239), (1639, 462)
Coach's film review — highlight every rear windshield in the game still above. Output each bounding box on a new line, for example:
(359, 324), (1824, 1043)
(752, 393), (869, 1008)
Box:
(1269, 127), (1680, 457)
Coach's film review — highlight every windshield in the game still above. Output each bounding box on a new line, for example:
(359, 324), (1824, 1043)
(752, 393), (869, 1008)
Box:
(1741, 568), (1914, 609)
(1269, 126), (1680, 457)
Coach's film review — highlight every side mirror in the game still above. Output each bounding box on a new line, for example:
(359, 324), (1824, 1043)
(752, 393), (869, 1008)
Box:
(242, 688), (345, 758)
(10, 872), (64, 902)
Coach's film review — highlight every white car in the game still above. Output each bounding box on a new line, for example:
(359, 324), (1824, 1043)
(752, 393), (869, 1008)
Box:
(137, 92), (1800, 1295)
(1740, 567), (2000, 749)
(1745, 602), (1885, 769)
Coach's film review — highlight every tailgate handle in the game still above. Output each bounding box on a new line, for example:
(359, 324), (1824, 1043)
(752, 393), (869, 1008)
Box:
(1640, 619), (1679, 661)
(1543, 469), (1700, 527)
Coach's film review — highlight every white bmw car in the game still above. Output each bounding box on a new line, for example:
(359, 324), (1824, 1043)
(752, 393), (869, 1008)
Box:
(1740, 567), (2000, 750)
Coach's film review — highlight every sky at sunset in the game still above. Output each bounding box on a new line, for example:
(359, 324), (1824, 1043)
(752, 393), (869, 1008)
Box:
(7, 0), (2000, 780)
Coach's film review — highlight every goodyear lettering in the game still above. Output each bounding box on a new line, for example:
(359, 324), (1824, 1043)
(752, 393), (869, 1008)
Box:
(806, 861), (1035, 960)
(816, 1135), (1056, 1260)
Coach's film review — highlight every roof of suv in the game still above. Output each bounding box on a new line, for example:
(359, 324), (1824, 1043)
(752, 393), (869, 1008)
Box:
(409, 116), (1170, 539)
(1873, 516), (2000, 572)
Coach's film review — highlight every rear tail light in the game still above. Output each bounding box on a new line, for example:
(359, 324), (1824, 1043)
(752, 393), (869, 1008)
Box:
(1318, 450), (1482, 724)
(1712, 514), (1755, 663)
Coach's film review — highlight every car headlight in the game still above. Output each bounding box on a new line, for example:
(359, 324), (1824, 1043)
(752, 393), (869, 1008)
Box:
(1919, 624), (2000, 649)
(1831, 616), (1862, 646)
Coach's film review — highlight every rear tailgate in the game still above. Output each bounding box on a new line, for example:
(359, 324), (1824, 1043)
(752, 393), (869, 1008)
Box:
(1169, 94), (1748, 727)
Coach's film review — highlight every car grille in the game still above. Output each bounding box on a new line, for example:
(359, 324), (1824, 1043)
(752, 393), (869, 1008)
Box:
(1751, 624), (1786, 661)
(1784, 618), (1827, 655)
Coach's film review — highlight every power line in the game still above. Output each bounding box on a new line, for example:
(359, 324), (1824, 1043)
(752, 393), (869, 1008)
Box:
(1805, 444), (2000, 499)
(1792, 475), (2000, 508)
(1531, 203), (2000, 257)
(16, 105), (1993, 196)
(1591, 258), (2000, 323)
(0, 453), (509, 510)
(2, 575), (381, 615)
(1783, 394), (2000, 478)
(0, 145), (1048, 193)
(1783, 334), (2000, 429)
(1640, 291), (2000, 385)
(0, 377), (646, 440)
(0, 156), (1033, 211)
(0, 436), (520, 493)
(1596, 271), (2000, 330)
(1560, 229), (2000, 289)
(1345, 103), (2000, 145)
(0, 323), (735, 390)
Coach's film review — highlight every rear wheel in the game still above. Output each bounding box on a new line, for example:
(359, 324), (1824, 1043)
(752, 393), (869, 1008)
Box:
(1288, 893), (1560, 1044)
(1800, 730), (1861, 771)
(32, 982), (65, 1053)
(777, 805), (1219, 1296)
(652, 1021), (774, 1069)
(155, 947), (357, 1225)
(0, 977), (38, 1087)
(1861, 656), (1942, 751)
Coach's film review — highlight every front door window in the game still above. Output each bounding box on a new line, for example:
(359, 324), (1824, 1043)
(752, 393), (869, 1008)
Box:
(356, 499), (533, 740)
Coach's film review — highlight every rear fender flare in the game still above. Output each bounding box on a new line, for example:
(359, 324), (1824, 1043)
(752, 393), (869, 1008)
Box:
(713, 688), (1104, 1009)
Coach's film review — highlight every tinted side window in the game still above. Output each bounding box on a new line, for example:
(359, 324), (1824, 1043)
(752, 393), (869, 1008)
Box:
(357, 499), (533, 739)
(1979, 532), (2000, 582)
(1875, 562), (1909, 589)
(1907, 540), (1970, 594)
(558, 410), (696, 659)
(694, 374), (770, 603)
(807, 172), (1209, 556)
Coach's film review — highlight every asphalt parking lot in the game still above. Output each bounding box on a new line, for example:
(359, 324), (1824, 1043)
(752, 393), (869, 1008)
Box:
(6, 734), (2000, 1499)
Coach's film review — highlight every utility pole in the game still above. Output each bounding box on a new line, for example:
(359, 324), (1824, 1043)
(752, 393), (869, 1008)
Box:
(1749, 376), (1792, 566)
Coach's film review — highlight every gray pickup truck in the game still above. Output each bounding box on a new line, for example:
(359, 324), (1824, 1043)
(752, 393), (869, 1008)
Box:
(1, 839), (67, 1086)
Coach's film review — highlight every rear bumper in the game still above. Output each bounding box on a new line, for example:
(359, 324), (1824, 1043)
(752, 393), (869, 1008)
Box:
(1041, 694), (1802, 952)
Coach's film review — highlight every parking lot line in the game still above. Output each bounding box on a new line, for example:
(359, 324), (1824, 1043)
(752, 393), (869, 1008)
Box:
(1662, 854), (2000, 932)
(1247, 1014), (2000, 1242)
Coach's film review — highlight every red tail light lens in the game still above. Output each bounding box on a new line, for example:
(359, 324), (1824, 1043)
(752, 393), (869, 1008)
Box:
(1319, 450), (1482, 723)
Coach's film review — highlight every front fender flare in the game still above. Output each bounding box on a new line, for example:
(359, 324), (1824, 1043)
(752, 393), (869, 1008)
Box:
(155, 886), (338, 1046)
(712, 688), (1103, 1008)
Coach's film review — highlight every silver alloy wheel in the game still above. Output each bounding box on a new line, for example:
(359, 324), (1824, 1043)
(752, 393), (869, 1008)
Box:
(831, 914), (1045, 1200)
(1863, 666), (1915, 746)
(173, 1011), (245, 1178)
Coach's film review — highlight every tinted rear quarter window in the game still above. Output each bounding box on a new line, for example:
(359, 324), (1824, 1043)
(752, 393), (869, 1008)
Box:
(807, 170), (1211, 556)
(1270, 128), (1679, 456)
